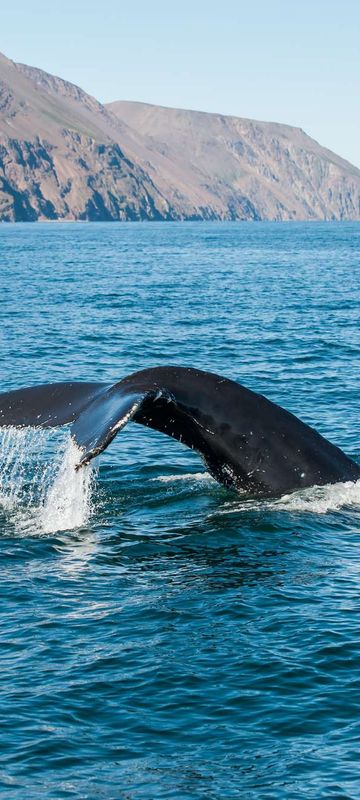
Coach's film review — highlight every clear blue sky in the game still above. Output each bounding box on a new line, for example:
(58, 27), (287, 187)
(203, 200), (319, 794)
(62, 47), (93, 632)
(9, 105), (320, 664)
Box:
(2, 0), (359, 166)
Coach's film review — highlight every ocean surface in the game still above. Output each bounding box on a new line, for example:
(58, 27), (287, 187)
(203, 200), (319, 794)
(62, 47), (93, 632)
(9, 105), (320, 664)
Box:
(0, 221), (359, 799)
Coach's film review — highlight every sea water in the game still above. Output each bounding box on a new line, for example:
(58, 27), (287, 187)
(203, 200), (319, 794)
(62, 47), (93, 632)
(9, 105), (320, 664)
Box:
(0, 222), (359, 799)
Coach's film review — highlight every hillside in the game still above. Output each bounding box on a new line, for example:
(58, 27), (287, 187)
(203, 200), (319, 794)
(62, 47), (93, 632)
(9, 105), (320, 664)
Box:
(109, 101), (360, 221)
(0, 53), (171, 221)
(0, 51), (359, 221)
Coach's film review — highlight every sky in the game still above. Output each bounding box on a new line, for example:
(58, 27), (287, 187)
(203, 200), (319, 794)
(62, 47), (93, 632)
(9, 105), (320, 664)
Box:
(1, 0), (359, 167)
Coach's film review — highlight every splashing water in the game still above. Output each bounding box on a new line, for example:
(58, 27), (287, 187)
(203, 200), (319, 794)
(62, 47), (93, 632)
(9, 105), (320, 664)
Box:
(0, 426), (358, 535)
(153, 468), (360, 515)
(40, 439), (95, 533)
(274, 479), (360, 514)
(215, 478), (360, 516)
(0, 427), (94, 534)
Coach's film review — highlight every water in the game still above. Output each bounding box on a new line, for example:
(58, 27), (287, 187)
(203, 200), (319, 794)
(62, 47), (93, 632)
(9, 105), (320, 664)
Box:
(0, 222), (359, 799)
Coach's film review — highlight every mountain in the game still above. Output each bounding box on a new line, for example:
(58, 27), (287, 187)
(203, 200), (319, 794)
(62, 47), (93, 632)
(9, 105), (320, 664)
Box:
(0, 52), (171, 221)
(109, 101), (360, 221)
(0, 51), (359, 221)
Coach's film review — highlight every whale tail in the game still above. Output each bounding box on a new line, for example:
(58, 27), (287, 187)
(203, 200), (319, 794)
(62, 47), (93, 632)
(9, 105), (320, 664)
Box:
(0, 367), (358, 496)
(0, 381), (105, 429)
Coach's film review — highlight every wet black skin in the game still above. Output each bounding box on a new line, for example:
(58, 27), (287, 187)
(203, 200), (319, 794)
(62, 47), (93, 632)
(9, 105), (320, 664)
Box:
(0, 366), (358, 497)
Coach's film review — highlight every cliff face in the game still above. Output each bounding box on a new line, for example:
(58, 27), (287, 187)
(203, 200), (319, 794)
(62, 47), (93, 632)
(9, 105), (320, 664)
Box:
(109, 102), (360, 222)
(0, 133), (172, 222)
(0, 51), (359, 222)
(0, 53), (172, 221)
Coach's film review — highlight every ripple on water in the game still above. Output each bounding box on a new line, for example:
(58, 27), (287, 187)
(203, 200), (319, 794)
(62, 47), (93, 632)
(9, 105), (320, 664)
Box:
(0, 222), (359, 800)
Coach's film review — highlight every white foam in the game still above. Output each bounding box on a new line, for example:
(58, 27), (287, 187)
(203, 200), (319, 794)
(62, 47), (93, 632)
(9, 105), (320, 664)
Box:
(155, 471), (215, 483)
(40, 439), (94, 533)
(0, 427), (95, 534)
(216, 479), (360, 516)
(153, 471), (360, 515)
(273, 479), (360, 514)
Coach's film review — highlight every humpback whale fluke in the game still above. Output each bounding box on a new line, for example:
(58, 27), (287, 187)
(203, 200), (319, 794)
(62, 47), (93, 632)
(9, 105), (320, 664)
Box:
(0, 367), (358, 497)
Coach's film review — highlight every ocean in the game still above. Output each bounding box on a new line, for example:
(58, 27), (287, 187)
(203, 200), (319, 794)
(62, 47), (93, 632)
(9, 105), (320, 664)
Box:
(0, 221), (359, 799)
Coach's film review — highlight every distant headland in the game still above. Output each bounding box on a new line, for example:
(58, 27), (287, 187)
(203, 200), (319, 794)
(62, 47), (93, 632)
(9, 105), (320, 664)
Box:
(0, 50), (359, 222)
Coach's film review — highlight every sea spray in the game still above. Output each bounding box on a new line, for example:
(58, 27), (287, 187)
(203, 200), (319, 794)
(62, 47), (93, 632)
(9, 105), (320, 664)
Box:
(0, 426), (53, 513)
(40, 438), (94, 533)
(0, 427), (95, 533)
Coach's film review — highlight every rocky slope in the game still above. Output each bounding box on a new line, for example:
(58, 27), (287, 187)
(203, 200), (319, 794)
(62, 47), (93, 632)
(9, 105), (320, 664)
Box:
(0, 51), (359, 221)
(0, 53), (172, 221)
(109, 101), (360, 221)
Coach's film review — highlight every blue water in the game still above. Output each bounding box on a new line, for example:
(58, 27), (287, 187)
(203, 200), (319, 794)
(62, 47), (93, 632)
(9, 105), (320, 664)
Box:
(0, 222), (359, 799)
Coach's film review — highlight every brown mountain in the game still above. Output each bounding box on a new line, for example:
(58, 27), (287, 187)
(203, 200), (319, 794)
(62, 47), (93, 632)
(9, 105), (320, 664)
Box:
(0, 52), (171, 221)
(109, 101), (360, 221)
(0, 51), (359, 221)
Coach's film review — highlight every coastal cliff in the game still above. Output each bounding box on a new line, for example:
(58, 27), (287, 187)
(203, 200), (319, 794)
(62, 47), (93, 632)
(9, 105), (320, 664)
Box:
(0, 51), (359, 221)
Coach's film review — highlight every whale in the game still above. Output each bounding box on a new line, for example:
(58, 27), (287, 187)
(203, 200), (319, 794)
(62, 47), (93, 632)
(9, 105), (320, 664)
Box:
(0, 366), (358, 497)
